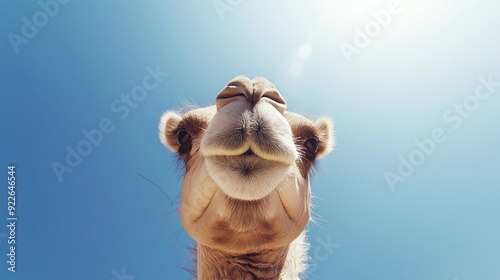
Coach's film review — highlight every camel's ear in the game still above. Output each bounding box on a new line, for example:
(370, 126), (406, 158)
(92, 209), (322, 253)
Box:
(159, 111), (182, 152)
(315, 117), (335, 158)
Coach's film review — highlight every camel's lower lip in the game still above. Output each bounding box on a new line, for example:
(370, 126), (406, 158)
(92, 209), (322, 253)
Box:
(205, 155), (291, 200)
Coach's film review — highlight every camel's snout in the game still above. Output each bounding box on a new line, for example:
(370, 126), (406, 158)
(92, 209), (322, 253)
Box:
(202, 75), (297, 165)
(216, 75), (287, 114)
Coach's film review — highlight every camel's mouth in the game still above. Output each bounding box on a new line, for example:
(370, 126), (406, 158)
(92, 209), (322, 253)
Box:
(204, 152), (292, 201)
(242, 149), (255, 157)
(235, 150), (260, 176)
(226, 155), (271, 176)
(199, 95), (298, 201)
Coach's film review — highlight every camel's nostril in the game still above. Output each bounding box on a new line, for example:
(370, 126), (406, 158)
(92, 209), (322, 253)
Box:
(215, 76), (254, 110)
(252, 77), (287, 114)
(215, 76), (287, 114)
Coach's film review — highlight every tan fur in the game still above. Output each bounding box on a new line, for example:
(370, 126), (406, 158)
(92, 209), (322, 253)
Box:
(159, 76), (334, 279)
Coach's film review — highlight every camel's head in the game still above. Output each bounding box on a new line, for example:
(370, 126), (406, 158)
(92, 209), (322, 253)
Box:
(159, 76), (334, 254)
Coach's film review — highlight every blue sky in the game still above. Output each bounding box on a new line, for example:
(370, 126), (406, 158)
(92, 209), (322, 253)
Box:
(1, 0), (499, 279)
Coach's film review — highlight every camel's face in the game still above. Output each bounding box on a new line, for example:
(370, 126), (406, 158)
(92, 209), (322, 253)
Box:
(160, 76), (333, 253)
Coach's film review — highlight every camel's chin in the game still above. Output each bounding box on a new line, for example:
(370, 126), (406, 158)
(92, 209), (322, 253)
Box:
(205, 156), (291, 201)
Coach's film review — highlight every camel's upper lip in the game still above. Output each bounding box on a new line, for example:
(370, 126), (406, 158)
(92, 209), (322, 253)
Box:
(202, 141), (297, 165)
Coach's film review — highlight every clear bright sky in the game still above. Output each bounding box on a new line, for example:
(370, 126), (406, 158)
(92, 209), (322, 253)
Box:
(1, 0), (500, 279)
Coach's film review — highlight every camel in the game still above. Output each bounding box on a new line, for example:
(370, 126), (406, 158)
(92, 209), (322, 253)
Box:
(159, 76), (334, 280)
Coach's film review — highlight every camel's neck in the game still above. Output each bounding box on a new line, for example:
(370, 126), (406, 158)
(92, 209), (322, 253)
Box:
(196, 244), (288, 280)
(195, 233), (307, 280)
